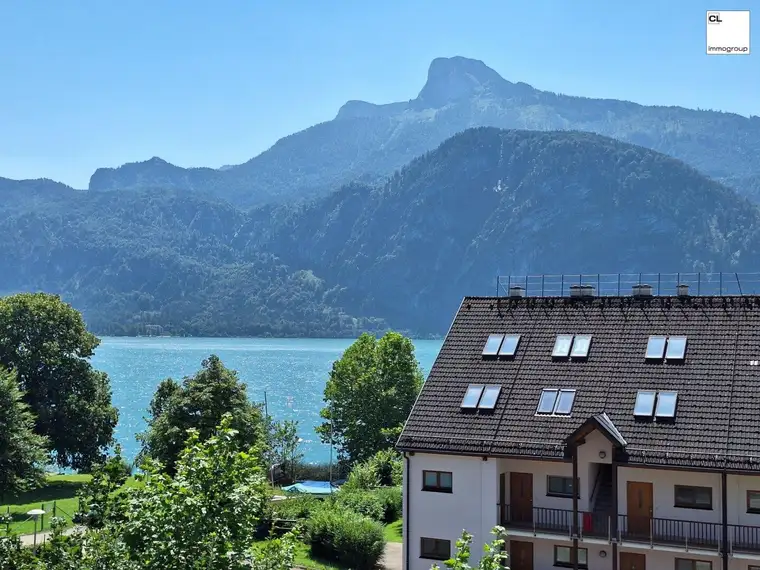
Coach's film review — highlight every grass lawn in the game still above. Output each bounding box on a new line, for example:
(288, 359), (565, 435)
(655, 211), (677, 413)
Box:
(1, 473), (141, 536)
(384, 520), (402, 543)
(1, 474), (91, 536)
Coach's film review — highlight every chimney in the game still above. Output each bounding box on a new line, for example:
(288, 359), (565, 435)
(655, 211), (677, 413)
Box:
(570, 284), (595, 298)
(632, 284), (653, 298)
(677, 284), (690, 297)
(508, 286), (525, 298)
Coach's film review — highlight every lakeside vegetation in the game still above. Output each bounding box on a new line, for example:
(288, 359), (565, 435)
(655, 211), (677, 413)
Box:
(0, 293), (422, 568)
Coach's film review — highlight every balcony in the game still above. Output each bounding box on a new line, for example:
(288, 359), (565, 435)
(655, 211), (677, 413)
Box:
(498, 504), (760, 554)
(499, 504), (611, 540)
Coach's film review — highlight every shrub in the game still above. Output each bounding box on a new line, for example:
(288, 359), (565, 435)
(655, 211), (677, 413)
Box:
(306, 506), (385, 569)
(341, 460), (380, 491)
(271, 495), (322, 521)
(373, 486), (402, 523)
(334, 490), (385, 522)
(368, 449), (402, 487)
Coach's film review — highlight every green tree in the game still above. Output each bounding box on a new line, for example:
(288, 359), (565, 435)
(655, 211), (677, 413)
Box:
(0, 293), (118, 470)
(431, 526), (509, 570)
(0, 416), (296, 570)
(317, 332), (423, 464)
(267, 419), (303, 482)
(137, 355), (265, 475)
(0, 368), (48, 502)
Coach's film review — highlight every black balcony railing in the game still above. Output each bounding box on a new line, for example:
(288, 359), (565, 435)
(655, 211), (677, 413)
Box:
(618, 514), (721, 550)
(729, 524), (760, 553)
(498, 504), (760, 553)
(499, 504), (610, 540)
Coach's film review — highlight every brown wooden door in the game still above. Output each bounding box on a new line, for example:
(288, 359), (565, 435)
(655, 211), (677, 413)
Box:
(510, 472), (533, 524)
(620, 551), (646, 570)
(509, 540), (533, 570)
(627, 481), (653, 537)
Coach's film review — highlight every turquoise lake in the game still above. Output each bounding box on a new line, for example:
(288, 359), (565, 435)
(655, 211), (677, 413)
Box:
(91, 337), (443, 464)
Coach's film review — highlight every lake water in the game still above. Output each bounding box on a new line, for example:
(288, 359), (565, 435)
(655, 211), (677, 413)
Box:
(91, 337), (443, 465)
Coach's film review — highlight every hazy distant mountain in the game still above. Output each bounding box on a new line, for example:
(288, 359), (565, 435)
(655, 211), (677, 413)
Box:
(4, 128), (758, 336)
(88, 56), (760, 207)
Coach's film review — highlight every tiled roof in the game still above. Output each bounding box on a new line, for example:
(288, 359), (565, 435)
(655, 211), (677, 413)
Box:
(397, 295), (760, 472)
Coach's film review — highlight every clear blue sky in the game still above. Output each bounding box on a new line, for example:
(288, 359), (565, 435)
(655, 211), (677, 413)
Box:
(1, 0), (757, 188)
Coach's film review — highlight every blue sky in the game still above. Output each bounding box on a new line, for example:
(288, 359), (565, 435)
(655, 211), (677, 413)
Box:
(0, 0), (757, 188)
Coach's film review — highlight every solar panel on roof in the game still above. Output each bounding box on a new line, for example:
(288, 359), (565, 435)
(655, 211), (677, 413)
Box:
(478, 385), (502, 409)
(461, 385), (485, 409)
(482, 334), (505, 356)
(552, 335), (574, 358)
(655, 391), (678, 418)
(570, 335), (592, 358)
(645, 336), (667, 359)
(536, 389), (558, 414)
(633, 390), (657, 417)
(498, 334), (521, 357)
(554, 389), (576, 415)
(665, 336), (687, 360)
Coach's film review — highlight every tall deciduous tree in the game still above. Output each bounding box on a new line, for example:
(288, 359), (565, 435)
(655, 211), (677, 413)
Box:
(317, 332), (423, 464)
(137, 355), (265, 475)
(0, 293), (118, 470)
(0, 368), (48, 502)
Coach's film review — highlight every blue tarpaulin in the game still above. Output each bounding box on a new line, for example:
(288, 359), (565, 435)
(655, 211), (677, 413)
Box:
(281, 480), (339, 495)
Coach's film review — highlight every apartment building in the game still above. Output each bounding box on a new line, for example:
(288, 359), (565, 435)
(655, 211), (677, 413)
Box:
(397, 283), (760, 570)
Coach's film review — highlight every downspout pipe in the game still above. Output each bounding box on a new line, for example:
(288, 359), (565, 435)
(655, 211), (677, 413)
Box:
(572, 443), (579, 570)
(405, 452), (411, 570)
(722, 470), (728, 570)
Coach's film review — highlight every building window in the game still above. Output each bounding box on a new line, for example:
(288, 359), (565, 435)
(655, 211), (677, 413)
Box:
(547, 476), (579, 498)
(420, 537), (450, 560)
(674, 485), (712, 510)
(422, 470), (452, 493)
(554, 545), (587, 569)
(748, 491), (760, 513)
(675, 559), (712, 570)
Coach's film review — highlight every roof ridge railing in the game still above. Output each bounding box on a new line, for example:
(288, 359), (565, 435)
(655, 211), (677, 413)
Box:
(497, 272), (760, 298)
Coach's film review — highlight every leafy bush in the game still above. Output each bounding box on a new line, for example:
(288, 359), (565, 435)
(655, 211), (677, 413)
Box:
(342, 449), (403, 491)
(341, 460), (380, 491)
(334, 491), (385, 522)
(271, 495), (322, 521)
(306, 506), (385, 570)
(368, 449), (402, 487)
(373, 486), (402, 523)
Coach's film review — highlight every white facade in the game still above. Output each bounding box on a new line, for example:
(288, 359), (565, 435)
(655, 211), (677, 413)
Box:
(403, 427), (760, 570)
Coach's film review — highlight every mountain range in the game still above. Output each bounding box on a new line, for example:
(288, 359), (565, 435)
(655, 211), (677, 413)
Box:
(2, 126), (759, 337)
(86, 56), (760, 207)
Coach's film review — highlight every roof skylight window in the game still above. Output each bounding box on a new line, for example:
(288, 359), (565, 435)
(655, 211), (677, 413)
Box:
(554, 390), (577, 415)
(633, 390), (657, 417)
(482, 334), (505, 356)
(570, 335), (592, 358)
(655, 391), (679, 418)
(478, 385), (502, 409)
(461, 385), (485, 409)
(645, 336), (667, 360)
(536, 388), (576, 416)
(498, 334), (521, 357)
(665, 336), (687, 361)
(552, 335), (574, 358)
